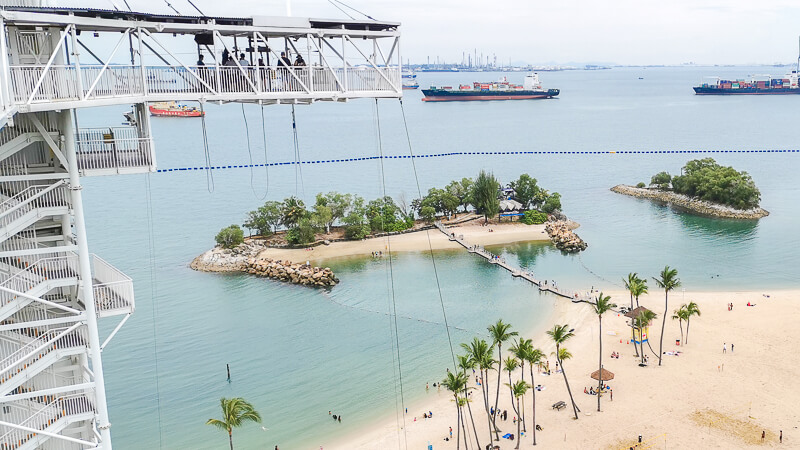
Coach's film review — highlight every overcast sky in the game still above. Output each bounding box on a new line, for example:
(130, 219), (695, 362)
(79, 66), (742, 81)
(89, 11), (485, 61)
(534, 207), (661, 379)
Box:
(74, 0), (800, 65)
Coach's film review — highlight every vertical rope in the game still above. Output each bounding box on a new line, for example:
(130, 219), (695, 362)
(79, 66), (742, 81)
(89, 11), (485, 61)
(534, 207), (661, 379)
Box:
(144, 173), (164, 448)
(397, 98), (458, 371)
(374, 99), (408, 450)
(241, 104), (267, 200)
(199, 102), (214, 193)
(290, 104), (305, 197)
(260, 104), (270, 197)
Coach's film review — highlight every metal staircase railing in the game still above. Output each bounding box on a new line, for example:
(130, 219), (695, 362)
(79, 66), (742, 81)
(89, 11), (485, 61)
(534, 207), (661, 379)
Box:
(0, 392), (94, 450)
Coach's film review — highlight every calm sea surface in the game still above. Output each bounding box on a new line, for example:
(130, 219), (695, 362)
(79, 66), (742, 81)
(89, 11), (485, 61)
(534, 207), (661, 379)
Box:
(77, 66), (799, 448)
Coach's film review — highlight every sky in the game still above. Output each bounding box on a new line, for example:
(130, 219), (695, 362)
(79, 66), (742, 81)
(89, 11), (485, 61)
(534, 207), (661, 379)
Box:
(59, 0), (800, 65)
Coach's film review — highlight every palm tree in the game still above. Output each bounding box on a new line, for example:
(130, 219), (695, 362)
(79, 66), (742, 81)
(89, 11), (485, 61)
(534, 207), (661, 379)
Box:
(506, 380), (529, 450)
(509, 338), (532, 432)
(442, 371), (469, 450)
(546, 324), (579, 419)
(623, 272), (639, 312)
(462, 337), (496, 443)
(457, 354), (482, 450)
(206, 397), (262, 450)
(592, 293), (617, 412)
(653, 266), (681, 366)
(523, 346), (544, 445)
(684, 301), (701, 344)
(634, 309), (658, 365)
(504, 356), (520, 419)
(672, 305), (689, 345)
(489, 320), (518, 438)
(631, 277), (648, 309)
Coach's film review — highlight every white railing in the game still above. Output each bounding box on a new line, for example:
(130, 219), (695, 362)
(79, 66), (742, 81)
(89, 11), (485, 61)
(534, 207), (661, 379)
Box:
(0, 254), (79, 308)
(75, 127), (153, 172)
(0, 324), (85, 381)
(9, 64), (402, 105)
(0, 393), (94, 448)
(91, 254), (134, 315)
(0, 181), (69, 233)
(0, 114), (57, 147)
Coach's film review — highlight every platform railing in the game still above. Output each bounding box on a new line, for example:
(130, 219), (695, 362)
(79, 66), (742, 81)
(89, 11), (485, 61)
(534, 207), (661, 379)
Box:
(9, 64), (402, 106)
(0, 392), (94, 448)
(75, 127), (153, 173)
(91, 254), (134, 316)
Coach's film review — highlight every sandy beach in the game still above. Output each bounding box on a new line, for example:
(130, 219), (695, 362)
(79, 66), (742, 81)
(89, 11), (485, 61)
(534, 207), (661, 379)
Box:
(254, 222), (552, 263)
(329, 288), (800, 449)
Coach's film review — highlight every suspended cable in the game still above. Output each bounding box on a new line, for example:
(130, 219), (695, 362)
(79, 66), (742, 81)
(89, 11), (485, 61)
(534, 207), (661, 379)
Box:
(331, 0), (376, 20)
(185, 0), (205, 15)
(144, 173), (164, 449)
(241, 104), (267, 200)
(163, 0), (181, 15)
(290, 104), (305, 197)
(327, 0), (356, 20)
(260, 104), (270, 198)
(156, 148), (800, 173)
(374, 98), (408, 450)
(122, 0), (132, 11)
(398, 98), (458, 372)
(199, 102), (214, 192)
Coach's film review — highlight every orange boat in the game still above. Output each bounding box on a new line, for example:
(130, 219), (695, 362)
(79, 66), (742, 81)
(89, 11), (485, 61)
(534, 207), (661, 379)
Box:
(148, 101), (204, 117)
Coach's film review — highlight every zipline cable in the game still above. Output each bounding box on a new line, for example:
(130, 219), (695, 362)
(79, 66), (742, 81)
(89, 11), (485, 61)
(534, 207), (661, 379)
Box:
(397, 98), (459, 372)
(260, 104), (270, 198)
(199, 102), (214, 193)
(241, 104), (267, 200)
(374, 98), (408, 450)
(144, 173), (164, 449)
(290, 104), (305, 197)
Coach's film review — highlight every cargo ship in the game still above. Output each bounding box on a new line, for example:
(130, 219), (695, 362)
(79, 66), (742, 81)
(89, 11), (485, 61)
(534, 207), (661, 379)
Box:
(421, 73), (559, 101)
(148, 101), (205, 117)
(693, 71), (800, 94)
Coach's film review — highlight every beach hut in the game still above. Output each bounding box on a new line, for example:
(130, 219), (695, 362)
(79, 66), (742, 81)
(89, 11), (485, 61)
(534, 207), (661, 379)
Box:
(624, 306), (654, 345)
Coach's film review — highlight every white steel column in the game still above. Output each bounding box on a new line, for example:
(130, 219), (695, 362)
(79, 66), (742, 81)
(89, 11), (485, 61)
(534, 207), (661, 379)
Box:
(59, 109), (113, 449)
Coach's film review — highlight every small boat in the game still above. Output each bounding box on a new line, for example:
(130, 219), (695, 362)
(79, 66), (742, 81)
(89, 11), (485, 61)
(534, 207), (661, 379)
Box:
(402, 79), (419, 90)
(148, 101), (204, 117)
(401, 70), (417, 79)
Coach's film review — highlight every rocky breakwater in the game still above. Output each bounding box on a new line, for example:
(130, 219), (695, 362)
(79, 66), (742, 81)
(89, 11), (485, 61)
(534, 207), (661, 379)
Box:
(610, 185), (769, 219)
(545, 220), (588, 252)
(244, 259), (339, 287)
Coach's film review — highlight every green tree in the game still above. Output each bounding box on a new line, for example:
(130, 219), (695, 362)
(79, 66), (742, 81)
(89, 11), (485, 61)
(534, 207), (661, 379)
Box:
(473, 170), (500, 224)
(314, 192), (352, 232)
(541, 192), (562, 214)
(684, 301), (701, 345)
(311, 205), (332, 233)
(343, 212), (370, 240)
(457, 354), (482, 450)
(634, 309), (657, 365)
(506, 380), (529, 449)
(281, 196), (307, 228)
(422, 187), (459, 218)
(366, 196), (405, 232)
(488, 319), (518, 437)
(653, 266), (681, 366)
(461, 337), (496, 443)
(205, 397), (262, 450)
(669, 158), (761, 209)
(215, 225), (244, 248)
(243, 201), (282, 236)
(447, 177), (475, 212)
(546, 324), (579, 419)
(672, 305), (688, 345)
(623, 273), (644, 358)
(522, 346), (544, 446)
(510, 174), (540, 210)
(286, 217), (317, 245)
(521, 210), (548, 225)
(420, 205), (436, 223)
(592, 293), (617, 412)
(650, 171), (672, 189)
(631, 277), (648, 309)
(442, 371), (469, 450)
(636, 182), (646, 188)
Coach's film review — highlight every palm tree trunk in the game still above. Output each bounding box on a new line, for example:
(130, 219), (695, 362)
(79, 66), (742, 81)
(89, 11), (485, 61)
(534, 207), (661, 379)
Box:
(515, 397), (521, 450)
(453, 394), (461, 450)
(530, 366), (537, 446)
(460, 405), (469, 450)
(228, 430), (234, 450)
(597, 314), (603, 412)
(630, 292), (639, 357)
(463, 388), (481, 450)
(493, 346), (502, 437)
(519, 360), (526, 432)
(679, 319), (684, 345)
(481, 369), (493, 443)
(557, 344), (580, 420)
(658, 291), (668, 366)
(686, 318), (691, 345)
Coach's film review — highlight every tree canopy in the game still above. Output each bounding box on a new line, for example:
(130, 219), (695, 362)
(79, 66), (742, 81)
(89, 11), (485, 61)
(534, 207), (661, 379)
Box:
(651, 158), (761, 210)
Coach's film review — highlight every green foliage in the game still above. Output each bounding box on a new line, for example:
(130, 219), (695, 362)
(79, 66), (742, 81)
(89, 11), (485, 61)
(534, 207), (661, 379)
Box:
(243, 201), (282, 236)
(636, 182), (646, 188)
(206, 397), (262, 449)
(286, 217), (318, 245)
(510, 173), (540, 209)
(473, 170), (500, 223)
(541, 192), (562, 214)
(520, 210), (548, 225)
(281, 196), (307, 228)
(343, 212), (370, 240)
(650, 171), (672, 189)
(366, 196), (410, 232)
(422, 187), (459, 217)
(446, 177), (474, 212)
(215, 225), (244, 248)
(314, 192), (352, 231)
(420, 205), (437, 223)
(669, 158), (761, 210)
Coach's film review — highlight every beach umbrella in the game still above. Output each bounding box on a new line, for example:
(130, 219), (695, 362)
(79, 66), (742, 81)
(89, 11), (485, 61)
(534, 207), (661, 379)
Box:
(590, 368), (615, 382)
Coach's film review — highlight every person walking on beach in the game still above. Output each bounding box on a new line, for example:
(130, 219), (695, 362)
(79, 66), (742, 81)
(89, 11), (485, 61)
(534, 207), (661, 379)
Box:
(762, 430), (765, 442)
(731, 343), (734, 352)
(780, 430), (782, 443)
(449, 426), (453, 438)
(723, 343), (726, 354)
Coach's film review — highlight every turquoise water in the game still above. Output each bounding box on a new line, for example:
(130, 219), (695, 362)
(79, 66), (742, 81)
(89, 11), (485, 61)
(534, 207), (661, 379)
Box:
(77, 66), (799, 448)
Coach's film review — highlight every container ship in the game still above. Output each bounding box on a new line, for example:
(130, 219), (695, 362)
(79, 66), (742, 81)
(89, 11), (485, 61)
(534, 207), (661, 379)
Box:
(148, 101), (205, 117)
(421, 73), (558, 101)
(694, 71), (800, 95)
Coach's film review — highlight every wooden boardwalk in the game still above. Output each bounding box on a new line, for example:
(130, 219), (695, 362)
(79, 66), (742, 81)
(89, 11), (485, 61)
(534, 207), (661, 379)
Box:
(435, 221), (592, 303)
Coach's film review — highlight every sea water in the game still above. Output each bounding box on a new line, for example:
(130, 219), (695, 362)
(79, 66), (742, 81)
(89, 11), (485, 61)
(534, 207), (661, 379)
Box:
(76, 66), (799, 448)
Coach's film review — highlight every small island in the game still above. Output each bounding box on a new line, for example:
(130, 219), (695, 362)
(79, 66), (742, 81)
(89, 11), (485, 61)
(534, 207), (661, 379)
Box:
(611, 158), (769, 219)
(192, 171), (586, 286)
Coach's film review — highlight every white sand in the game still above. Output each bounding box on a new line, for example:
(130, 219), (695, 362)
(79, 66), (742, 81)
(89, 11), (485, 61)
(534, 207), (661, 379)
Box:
(329, 288), (799, 449)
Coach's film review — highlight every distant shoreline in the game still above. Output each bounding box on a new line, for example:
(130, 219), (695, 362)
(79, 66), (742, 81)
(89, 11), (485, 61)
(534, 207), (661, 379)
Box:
(610, 184), (769, 219)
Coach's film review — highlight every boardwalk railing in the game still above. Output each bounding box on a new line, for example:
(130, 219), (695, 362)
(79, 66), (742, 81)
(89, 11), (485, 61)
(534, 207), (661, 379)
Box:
(9, 64), (402, 107)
